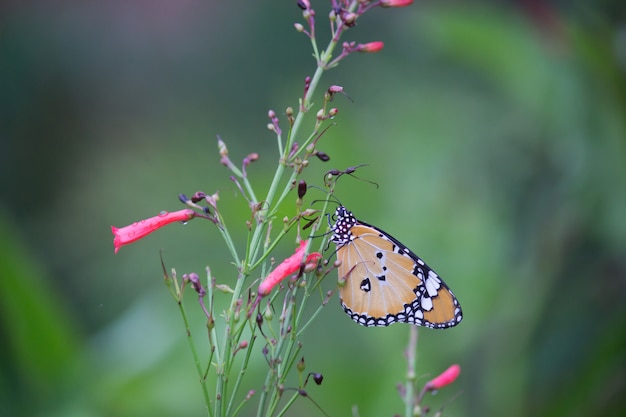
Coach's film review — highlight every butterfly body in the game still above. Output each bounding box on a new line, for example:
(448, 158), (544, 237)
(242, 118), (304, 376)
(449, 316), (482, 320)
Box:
(330, 206), (462, 328)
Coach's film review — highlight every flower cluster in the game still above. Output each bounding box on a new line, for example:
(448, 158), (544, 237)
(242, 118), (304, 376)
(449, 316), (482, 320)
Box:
(110, 1), (463, 417)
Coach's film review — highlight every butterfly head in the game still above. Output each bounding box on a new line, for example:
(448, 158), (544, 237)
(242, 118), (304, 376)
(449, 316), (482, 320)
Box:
(330, 206), (357, 247)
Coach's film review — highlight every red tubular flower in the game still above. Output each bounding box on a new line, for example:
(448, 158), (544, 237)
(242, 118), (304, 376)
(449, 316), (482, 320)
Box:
(380, 0), (414, 8)
(111, 209), (196, 253)
(356, 41), (384, 53)
(258, 240), (322, 296)
(425, 364), (461, 391)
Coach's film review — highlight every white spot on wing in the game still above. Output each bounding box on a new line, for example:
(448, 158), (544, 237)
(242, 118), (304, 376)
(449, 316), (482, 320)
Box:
(428, 269), (441, 283)
(425, 277), (440, 297)
(421, 296), (433, 311)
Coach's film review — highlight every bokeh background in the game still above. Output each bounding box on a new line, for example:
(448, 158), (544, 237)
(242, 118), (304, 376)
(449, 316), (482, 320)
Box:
(1, 1), (625, 416)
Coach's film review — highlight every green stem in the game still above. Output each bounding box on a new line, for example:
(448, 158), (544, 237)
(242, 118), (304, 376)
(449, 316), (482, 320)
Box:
(177, 299), (213, 417)
(214, 211), (241, 267)
(226, 334), (256, 416)
(405, 326), (418, 417)
(275, 392), (300, 417)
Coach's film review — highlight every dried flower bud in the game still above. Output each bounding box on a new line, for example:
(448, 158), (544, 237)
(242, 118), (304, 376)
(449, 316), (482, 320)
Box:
(215, 284), (234, 293)
(297, 357), (306, 372)
(289, 142), (299, 159)
(186, 272), (205, 296)
(286, 107), (294, 117)
(312, 373), (323, 385)
(243, 152), (259, 166)
(218, 138), (228, 157)
(192, 191), (207, 203)
(298, 180), (307, 199)
(302, 216), (317, 230)
(316, 151), (330, 161)
(343, 12), (357, 26)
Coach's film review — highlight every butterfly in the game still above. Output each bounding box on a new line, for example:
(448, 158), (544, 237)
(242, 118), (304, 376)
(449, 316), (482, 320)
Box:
(330, 206), (462, 328)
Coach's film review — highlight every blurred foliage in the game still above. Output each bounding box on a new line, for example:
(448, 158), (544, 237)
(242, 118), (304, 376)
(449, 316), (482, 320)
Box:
(1, 1), (625, 417)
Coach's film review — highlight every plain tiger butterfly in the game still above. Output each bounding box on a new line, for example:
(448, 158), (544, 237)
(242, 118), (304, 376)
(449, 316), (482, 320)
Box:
(330, 206), (462, 328)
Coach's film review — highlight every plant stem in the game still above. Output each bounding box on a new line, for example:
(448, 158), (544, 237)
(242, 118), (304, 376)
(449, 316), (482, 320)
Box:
(177, 298), (213, 417)
(405, 326), (418, 417)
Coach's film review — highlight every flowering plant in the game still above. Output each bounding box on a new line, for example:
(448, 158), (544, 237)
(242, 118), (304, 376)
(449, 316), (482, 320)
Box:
(112, 1), (460, 416)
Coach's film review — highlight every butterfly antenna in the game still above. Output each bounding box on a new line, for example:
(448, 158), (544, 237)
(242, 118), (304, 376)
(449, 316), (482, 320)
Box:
(344, 164), (379, 188)
(325, 164), (378, 189)
(347, 172), (378, 188)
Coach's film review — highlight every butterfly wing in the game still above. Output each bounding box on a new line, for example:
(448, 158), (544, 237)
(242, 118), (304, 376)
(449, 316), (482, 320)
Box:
(337, 222), (462, 328)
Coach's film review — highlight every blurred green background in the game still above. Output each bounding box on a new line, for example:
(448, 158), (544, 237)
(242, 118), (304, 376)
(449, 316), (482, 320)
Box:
(1, 1), (625, 416)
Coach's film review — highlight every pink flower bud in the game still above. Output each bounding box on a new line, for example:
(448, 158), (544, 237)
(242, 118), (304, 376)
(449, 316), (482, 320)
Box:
(425, 364), (461, 391)
(381, 0), (414, 7)
(258, 240), (322, 296)
(356, 41), (384, 53)
(111, 209), (196, 253)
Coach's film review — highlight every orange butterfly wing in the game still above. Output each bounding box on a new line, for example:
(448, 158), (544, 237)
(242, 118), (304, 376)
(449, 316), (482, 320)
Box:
(332, 207), (462, 328)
